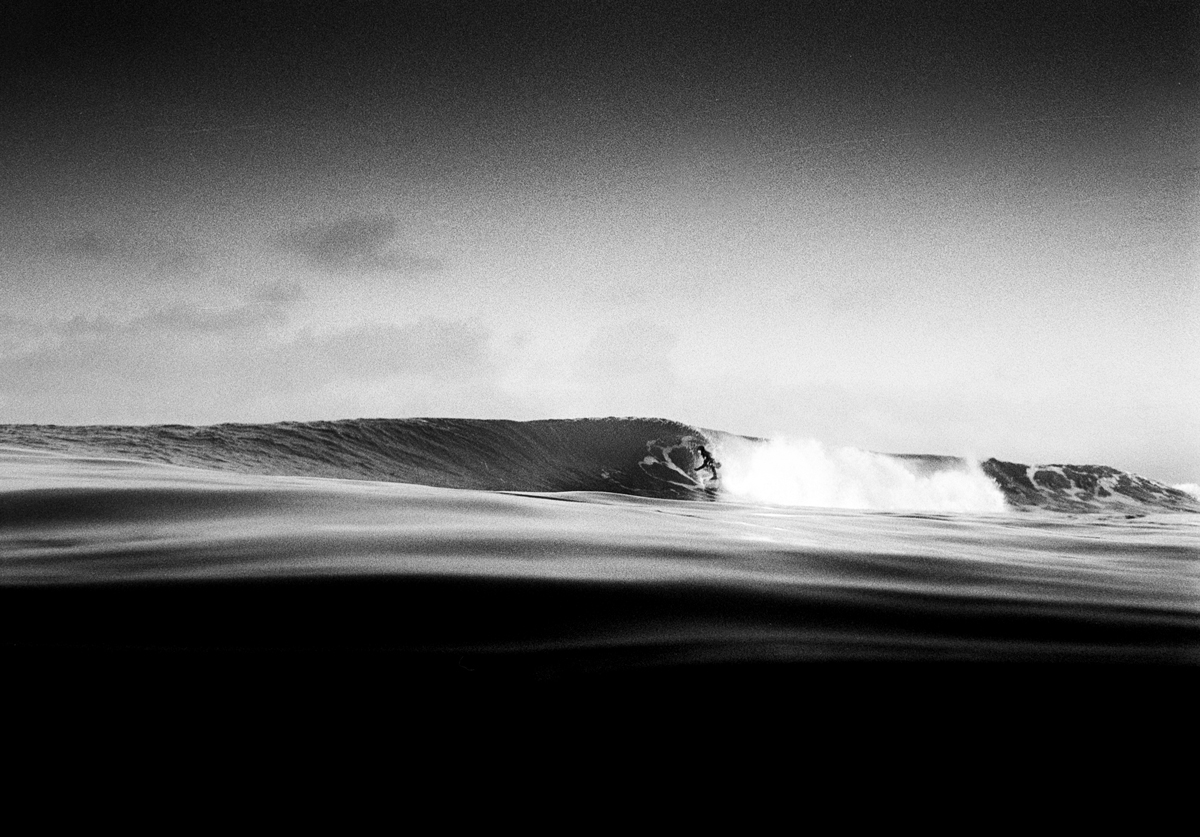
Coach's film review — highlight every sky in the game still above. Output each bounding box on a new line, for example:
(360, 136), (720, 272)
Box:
(1, 0), (1197, 481)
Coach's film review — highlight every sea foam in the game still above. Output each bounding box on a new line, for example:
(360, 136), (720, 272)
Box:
(712, 436), (1009, 512)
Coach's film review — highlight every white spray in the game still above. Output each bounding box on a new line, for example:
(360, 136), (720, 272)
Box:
(712, 436), (1008, 512)
(1175, 483), (1200, 501)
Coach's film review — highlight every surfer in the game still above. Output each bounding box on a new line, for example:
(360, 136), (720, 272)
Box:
(695, 445), (719, 480)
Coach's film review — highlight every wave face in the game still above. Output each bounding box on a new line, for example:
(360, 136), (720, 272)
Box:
(1, 418), (1196, 513)
(0, 417), (718, 499)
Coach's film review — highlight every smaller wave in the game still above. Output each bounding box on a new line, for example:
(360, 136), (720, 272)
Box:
(981, 460), (1200, 513)
(709, 435), (1008, 512)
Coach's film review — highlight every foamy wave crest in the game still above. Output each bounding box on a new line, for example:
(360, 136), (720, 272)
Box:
(712, 436), (1009, 512)
(1175, 483), (1200, 500)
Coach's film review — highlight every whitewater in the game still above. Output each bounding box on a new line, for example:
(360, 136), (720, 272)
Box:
(1, 417), (1197, 691)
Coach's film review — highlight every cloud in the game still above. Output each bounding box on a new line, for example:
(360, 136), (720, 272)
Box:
(37, 281), (306, 342)
(261, 320), (490, 393)
(277, 215), (443, 274)
(49, 228), (207, 281)
(0, 287), (489, 423)
(136, 280), (306, 334)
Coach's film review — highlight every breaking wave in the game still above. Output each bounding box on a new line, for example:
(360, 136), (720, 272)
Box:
(709, 435), (1008, 512)
(1, 417), (1195, 513)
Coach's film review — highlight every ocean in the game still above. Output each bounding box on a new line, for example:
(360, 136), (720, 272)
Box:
(2, 417), (1197, 747)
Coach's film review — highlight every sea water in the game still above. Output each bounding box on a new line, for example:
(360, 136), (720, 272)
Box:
(3, 444), (1195, 673)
